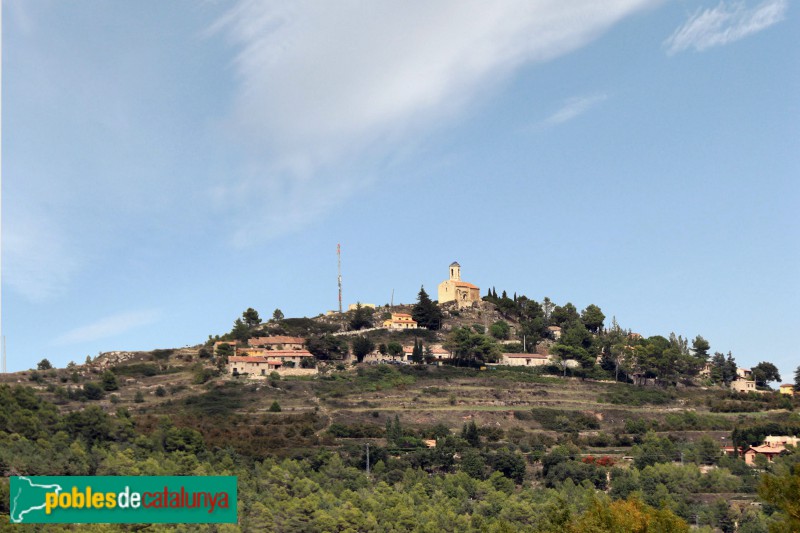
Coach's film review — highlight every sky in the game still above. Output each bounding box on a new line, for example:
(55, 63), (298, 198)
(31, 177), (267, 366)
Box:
(2, 1), (798, 382)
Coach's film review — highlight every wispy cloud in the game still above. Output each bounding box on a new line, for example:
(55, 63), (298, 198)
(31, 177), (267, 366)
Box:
(544, 94), (608, 126)
(664, 0), (787, 55)
(211, 0), (663, 244)
(53, 310), (161, 345)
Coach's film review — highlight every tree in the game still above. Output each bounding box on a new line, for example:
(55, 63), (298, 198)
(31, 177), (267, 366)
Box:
(461, 420), (480, 447)
(351, 336), (376, 363)
(272, 309), (284, 321)
(758, 464), (800, 532)
(542, 297), (554, 320)
(387, 342), (403, 360)
(751, 361), (781, 388)
(231, 318), (250, 342)
(134, 390), (145, 403)
(581, 304), (605, 334)
(710, 351), (737, 385)
(411, 286), (443, 330)
(489, 320), (510, 340)
(443, 327), (500, 366)
(411, 339), (423, 364)
(37, 359), (53, 370)
(269, 401), (282, 412)
(242, 308), (262, 328)
(349, 303), (373, 330)
(100, 370), (119, 391)
(306, 334), (349, 360)
(691, 335), (710, 360)
(551, 303), (579, 328)
(83, 382), (104, 401)
(795, 365), (800, 392)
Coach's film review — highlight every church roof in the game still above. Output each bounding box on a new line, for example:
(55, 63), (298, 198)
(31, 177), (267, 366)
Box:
(450, 261), (460, 267)
(453, 281), (478, 289)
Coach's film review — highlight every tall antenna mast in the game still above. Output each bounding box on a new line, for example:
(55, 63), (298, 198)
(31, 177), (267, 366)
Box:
(1, 336), (6, 374)
(337, 243), (343, 313)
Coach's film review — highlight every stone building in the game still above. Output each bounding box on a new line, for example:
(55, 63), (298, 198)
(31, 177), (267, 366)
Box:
(437, 262), (480, 306)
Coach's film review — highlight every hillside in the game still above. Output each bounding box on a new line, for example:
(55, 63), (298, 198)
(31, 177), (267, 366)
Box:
(2, 302), (799, 530)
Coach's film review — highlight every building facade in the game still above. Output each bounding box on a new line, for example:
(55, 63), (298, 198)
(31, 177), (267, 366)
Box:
(437, 262), (480, 306)
(383, 313), (418, 330)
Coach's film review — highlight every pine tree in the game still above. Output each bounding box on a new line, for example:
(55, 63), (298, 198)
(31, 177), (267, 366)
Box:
(412, 286), (443, 330)
(411, 339), (423, 364)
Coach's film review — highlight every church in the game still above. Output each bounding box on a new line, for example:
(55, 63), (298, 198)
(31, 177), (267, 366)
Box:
(437, 261), (480, 306)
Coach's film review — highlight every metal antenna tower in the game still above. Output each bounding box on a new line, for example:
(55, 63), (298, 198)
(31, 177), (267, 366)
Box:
(337, 243), (343, 313)
(1, 337), (6, 374)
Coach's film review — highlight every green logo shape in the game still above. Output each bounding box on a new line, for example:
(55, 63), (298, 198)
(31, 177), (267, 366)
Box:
(9, 476), (237, 524)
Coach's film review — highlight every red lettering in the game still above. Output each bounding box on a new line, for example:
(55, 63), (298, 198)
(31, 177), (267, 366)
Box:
(142, 492), (156, 508)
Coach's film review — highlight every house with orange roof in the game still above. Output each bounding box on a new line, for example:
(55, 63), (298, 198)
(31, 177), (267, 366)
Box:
(227, 352), (317, 377)
(238, 347), (314, 367)
(437, 262), (480, 307)
(743, 435), (798, 465)
(248, 336), (306, 350)
(213, 340), (237, 356)
(779, 384), (796, 396)
(383, 313), (418, 330)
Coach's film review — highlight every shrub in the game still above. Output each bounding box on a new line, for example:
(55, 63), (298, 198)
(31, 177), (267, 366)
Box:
(83, 382), (104, 400)
(151, 349), (174, 361)
(600, 385), (675, 406)
(134, 391), (145, 403)
(530, 408), (600, 432)
(269, 401), (282, 412)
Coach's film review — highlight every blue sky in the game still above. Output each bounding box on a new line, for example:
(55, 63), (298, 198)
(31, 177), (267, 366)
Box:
(2, 1), (798, 381)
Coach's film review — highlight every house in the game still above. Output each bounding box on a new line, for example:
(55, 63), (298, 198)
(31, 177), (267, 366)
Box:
(737, 368), (753, 380)
(213, 341), (237, 356)
(383, 313), (418, 330)
(730, 378), (756, 393)
(764, 435), (800, 448)
(547, 326), (562, 340)
(437, 262), (480, 307)
(779, 384), (796, 396)
(500, 353), (551, 367)
(743, 436), (797, 466)
(248, 336), (306, 351)
(227, 353), (317, 377)
(744, 445), (785, 465)
(699, 363), (713, 377)
(228, 356), (284, 377)
(238, 348), (314, 367)
(400, 344), (452, 362)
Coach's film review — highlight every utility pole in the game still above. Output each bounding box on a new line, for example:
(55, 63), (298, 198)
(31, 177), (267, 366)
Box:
(337, 243), (343, 313)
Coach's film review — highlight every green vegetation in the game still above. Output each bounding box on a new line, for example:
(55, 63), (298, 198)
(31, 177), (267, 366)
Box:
(600, 384), (675, 406)
(529, 408), (600, 432)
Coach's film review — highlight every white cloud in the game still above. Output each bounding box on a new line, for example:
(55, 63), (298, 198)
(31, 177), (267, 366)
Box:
(2, 209), (81, 302)
(212, 0), (663, 243)
(53, 309), (161, 345)
(544, 94), (608, 125)
(664, 0), (787, 55)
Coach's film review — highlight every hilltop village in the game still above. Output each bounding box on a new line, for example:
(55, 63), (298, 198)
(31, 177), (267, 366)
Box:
(3, 261), (799, 530)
